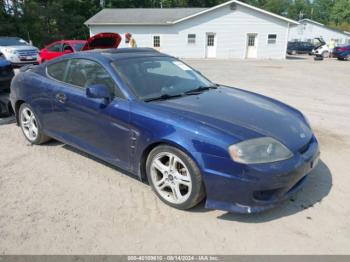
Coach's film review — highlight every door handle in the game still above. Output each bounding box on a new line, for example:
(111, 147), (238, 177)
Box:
(55, 93), (67, 103)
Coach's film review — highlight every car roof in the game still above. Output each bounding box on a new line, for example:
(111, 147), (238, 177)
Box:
(0, 36), (22, 39)
(64, 40), (86, 44)
(77, 48), (168, 61)
(43, 48), (170, 67)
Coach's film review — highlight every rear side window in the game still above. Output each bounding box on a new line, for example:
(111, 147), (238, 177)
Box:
(65, 59), (123, 98)
(47, 43), (62, 52)
(47, 60), (68, 81)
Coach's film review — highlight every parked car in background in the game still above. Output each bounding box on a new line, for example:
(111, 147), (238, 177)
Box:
(0, 58), (14, 91)
(287, 42), (315, 55)
(0, 37), (39, 66)
(311, 38), (330, 58)
(39, 40), (86, 63)
(0, 58), (14, 117)
(39, 33), (122, 63)
(333, 45), (350, 60)
(10, 48), (320, 214)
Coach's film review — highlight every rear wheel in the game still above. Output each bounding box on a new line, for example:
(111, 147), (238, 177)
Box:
(146, 145), (205, 210)
(19, 103), (50, 144)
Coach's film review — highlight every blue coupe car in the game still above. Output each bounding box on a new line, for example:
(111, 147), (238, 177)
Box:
(10, 48), (320, 213)
(333, 44), (350, 60)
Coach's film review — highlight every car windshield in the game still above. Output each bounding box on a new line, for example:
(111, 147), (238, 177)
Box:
(0, 37), (28, 46)
(74, 43), (85, 51)
(112, 57), (214, 101)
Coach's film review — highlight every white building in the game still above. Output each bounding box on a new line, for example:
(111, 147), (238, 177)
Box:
(289, 19), (350, 45)
(85, 0), (298, 59)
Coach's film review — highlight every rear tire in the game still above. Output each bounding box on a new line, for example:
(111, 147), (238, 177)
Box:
(19, 103), (50, 145)
(146, 145), (205, 210)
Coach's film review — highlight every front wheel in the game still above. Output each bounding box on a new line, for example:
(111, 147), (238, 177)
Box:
(322, 51), (330, 58)
(146, 145), (205, 210)
(19, 103), (50, 144)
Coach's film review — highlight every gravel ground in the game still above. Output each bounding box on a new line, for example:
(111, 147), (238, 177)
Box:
(0, 56), (349, 254)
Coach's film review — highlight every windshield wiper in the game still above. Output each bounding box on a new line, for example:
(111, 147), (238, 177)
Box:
(185, 85), (218, 95)
(144, 94), (184, 102)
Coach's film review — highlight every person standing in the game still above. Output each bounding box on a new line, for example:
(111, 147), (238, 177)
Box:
(328, 39), (336, 58)
(125, 33), (137, 48)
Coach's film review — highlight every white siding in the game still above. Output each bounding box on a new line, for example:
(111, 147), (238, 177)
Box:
(89, 4), (290, 59)
(289, 21), (350, 45)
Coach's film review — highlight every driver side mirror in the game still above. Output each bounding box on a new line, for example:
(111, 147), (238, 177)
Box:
(86, 84), (111, 104)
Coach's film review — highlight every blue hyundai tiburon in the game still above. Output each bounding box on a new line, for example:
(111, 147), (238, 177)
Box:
(10, 48), (320, 213)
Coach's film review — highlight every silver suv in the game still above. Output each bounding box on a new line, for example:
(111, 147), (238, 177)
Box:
(0, 37), (39, 66)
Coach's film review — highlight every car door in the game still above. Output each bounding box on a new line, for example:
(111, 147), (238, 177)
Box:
(46, 58), (132, 170)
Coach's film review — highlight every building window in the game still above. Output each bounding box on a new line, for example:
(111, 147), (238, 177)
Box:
(207, 35), (215, 46)
(268, 34), (277, 44)
(153, 36), (160, 47)
(188, 34), (196, 44)
(248, 35), (256, 47)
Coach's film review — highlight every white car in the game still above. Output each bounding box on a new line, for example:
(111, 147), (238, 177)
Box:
(312, 44), (331, 58)
(311, 38), (330, 58)
(0, 37), (40, 66)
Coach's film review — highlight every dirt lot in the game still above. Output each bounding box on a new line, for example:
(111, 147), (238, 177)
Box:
(0, 56), (349, 254)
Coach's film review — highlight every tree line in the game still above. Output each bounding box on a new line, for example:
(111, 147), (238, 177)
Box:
(1, 0), (349, 48)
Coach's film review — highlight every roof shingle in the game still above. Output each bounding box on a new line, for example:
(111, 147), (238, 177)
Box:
(85, 8), (207, 25)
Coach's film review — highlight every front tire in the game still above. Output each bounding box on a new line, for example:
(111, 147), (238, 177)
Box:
(146, 145), (205, 210)
(322, 51), (329, 58)
(19, 103), (50, 144)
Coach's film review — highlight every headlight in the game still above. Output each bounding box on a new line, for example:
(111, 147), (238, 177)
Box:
(4, 48), (16, 54)
(228, 137), (293, 164)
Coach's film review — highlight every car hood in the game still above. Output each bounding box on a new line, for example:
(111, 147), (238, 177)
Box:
(0, 58), (11, 67)
(150, 86), (312, 152)
(0, 45), (38, 51)
(81, 32), (122, 51)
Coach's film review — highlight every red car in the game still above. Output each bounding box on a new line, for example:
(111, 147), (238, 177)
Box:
(39, 33), (122, 63)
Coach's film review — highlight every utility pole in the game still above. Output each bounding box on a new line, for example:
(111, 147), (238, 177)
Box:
(160, 0), (163, 8)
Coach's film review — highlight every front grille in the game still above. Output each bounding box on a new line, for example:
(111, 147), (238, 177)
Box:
(17, 49), (38, 56)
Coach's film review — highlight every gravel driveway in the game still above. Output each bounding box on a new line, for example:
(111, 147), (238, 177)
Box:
(0, 56), (349, 254)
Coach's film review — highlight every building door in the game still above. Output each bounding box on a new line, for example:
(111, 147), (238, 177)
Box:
(206, 33), (216, 58)
(246, 34), (258, 58)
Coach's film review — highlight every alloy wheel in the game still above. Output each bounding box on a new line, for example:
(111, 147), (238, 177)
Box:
(150, 152), (192, 204)
(20, 107), (39, 141)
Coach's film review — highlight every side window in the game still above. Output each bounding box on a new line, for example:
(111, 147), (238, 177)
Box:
(47, 60), (68, 81)
(63, 44), (74, 52)
(267, 34), (277, 44)
(65, 59), (123, 98)
(47, 43), (62, 52)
